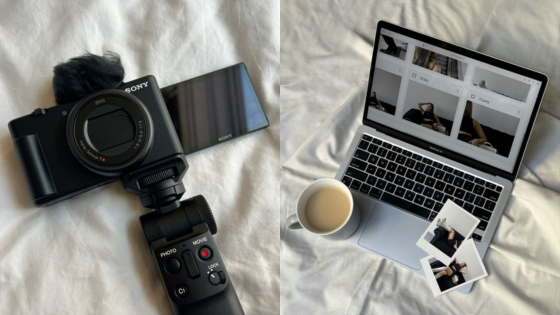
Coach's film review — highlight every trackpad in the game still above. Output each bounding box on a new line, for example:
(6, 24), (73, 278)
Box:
(358, 202), (429, 270)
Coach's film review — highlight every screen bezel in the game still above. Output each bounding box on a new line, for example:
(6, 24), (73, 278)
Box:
(363, 20), (549, 182)
(161, 62), (269, 155)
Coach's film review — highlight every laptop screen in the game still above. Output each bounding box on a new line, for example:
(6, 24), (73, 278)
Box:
(365, 25), (546, 175)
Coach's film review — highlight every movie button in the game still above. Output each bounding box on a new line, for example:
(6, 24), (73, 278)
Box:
(175, 284), (189, 298)
(209, 272), (221, 285)
(199, 246), (213, 260)
(164, 257), (181, 274)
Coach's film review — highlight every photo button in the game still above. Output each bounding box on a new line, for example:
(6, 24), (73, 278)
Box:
(164, 257), (181, 274)
(199, 247), (213, 260)
(175, 284), (189, 298)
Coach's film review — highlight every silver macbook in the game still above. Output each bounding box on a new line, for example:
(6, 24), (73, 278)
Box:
(335, 21), (548, 293)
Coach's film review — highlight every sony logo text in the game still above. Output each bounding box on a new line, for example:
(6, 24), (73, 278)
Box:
(218, 134), (232, 141)
(125, 82), (149, 93)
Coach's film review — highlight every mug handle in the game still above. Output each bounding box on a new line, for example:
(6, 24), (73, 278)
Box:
(286, 214), (303, 229)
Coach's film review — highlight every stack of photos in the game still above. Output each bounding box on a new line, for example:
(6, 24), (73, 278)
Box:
(416, 200), (488, 296)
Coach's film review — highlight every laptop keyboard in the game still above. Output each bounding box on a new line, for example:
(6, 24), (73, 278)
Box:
(341, 134), (504, 242)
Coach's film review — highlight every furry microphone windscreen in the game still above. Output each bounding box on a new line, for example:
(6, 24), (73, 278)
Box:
(52, 52), (125, 104)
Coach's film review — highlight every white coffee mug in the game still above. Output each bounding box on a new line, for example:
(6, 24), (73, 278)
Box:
(286, 178), (360, 240)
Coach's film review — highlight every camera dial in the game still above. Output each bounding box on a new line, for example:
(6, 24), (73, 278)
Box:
(66, 89), (154, 176)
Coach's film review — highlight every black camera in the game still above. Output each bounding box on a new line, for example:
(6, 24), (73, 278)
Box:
(140, 195), (244, 315)
(8, 76), (185, 207)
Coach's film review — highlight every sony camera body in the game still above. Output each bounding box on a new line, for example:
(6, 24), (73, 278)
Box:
(9, 76), (184, 207)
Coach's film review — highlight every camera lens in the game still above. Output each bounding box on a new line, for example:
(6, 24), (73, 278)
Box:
(66, 89), (154, 176)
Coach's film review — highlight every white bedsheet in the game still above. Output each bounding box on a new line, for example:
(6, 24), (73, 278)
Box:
(281, 1), (560, 314)
(0, 1), (279, 314)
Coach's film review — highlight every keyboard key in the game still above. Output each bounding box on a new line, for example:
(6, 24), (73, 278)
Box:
(465, 193), (475, 203)
(472, 233), (482, 241)
(386, 151), (397, 161)
(354, 149), (370, 161)
(375, 168), (386, 178)
(433, 191), (444, 201)
(415, 173), (426, 183)
(485, 182), (496, 190)
(360, 184), (371, 194)
(422, 157), (432, 165)
(368, 155), (379, 164)
(443, 173), (455, 184)
(402, 150), (412, 157)
(423, 187), (434, 198)
(455, 199), (464, 207)
(435, 181), (446, 191)
(404, 179), (415, 190)
(394, 176), (405, 186)
(382, 142), (392, 149)
(350, 158), (367, 170)
(396, 154), (407, 165)
(350, 180), (361, 190)
(387, 162), (397, 172)
(477, 220), (488, 231)
(433, 202), (443, 212)
(377, 158), (388, 168)
(404, 190), (415, 201)
(424, 166), (435, 176)
(464, 203), (474, 212)
(396, 165), (407, 176)
(484, 200), (496, 211)
(412, 154), (422, 161)
(381, 193), (430, 219)
(483, 189), (499, 202)
(367, 144), (379, 154)
(366, 175), (377, 186)
(413, 183), (425, 194)
(473, 207), (491, 221)
(405, 169), (417, 180)
(432, 161), (443, 169)
(414, 194), (425, 205)
(463, 181), (474, 192)
(358, 140), (369, 150)
(425, 177), (436, 187)
(395, 187), (406, 197)
(453, 177), (465, 188)
(405, 158), (416, 168)
(424, 199), (435, 209)
(377, 148), (388, 157)
(366, 164), (377, 175)
(443, 195), (454, 203)
(453, 170), (464, 177)
(473, 184), (484, 195)
(475, 178), (486, 185)
(414, 162), (426, 173)
(372, 138), (383, 145)
(341, 176), (352, 187)
(463, 174), (474, 181)
(429, 211), (438, 221)
(434, 170), (445, 180)
(392, 146), (402, 153)
(375, 179), (387, 190)
(443, 166), (454, 173)
(362, 134), (373, 141)
(454, 188), (466, 199)
(496, 186), (503, 192)
(346, 167), (368, 181)
(386, 183), (396, 194)
(369, 187), (382, 198)
(385, 172), (396, 182)
(474, 196), (485, 207)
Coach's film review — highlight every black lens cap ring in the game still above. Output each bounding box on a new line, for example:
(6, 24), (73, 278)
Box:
(67, 89), (154, 177)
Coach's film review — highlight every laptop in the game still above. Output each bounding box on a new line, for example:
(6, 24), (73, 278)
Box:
(335, 21), (548, 293)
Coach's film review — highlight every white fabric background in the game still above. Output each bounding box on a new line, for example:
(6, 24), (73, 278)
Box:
(281, 1), (560, 314)
(0, 1), (279, 314)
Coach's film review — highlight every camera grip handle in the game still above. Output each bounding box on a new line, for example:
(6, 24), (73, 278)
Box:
(173, 282), (244, 315)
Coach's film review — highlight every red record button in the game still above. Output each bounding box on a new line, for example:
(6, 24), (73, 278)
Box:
(199, 247), (212, 260)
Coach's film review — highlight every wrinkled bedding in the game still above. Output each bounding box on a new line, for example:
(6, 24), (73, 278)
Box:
(0, 1), (279, 314)
(280, 1), (559, 314)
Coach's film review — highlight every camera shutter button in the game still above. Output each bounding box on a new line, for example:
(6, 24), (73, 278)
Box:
(164, 257), (181, 274)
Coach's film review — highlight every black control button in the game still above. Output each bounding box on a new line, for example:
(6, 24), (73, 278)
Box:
(199, 247), (213, 260)
(32, 108), (47, 117)
(175, 284), (189, 298)
(164, 257), (181, 274)
(218, 271), (226, 284)
(209, 272), (221, 285)
(182, 250), (200, 278)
